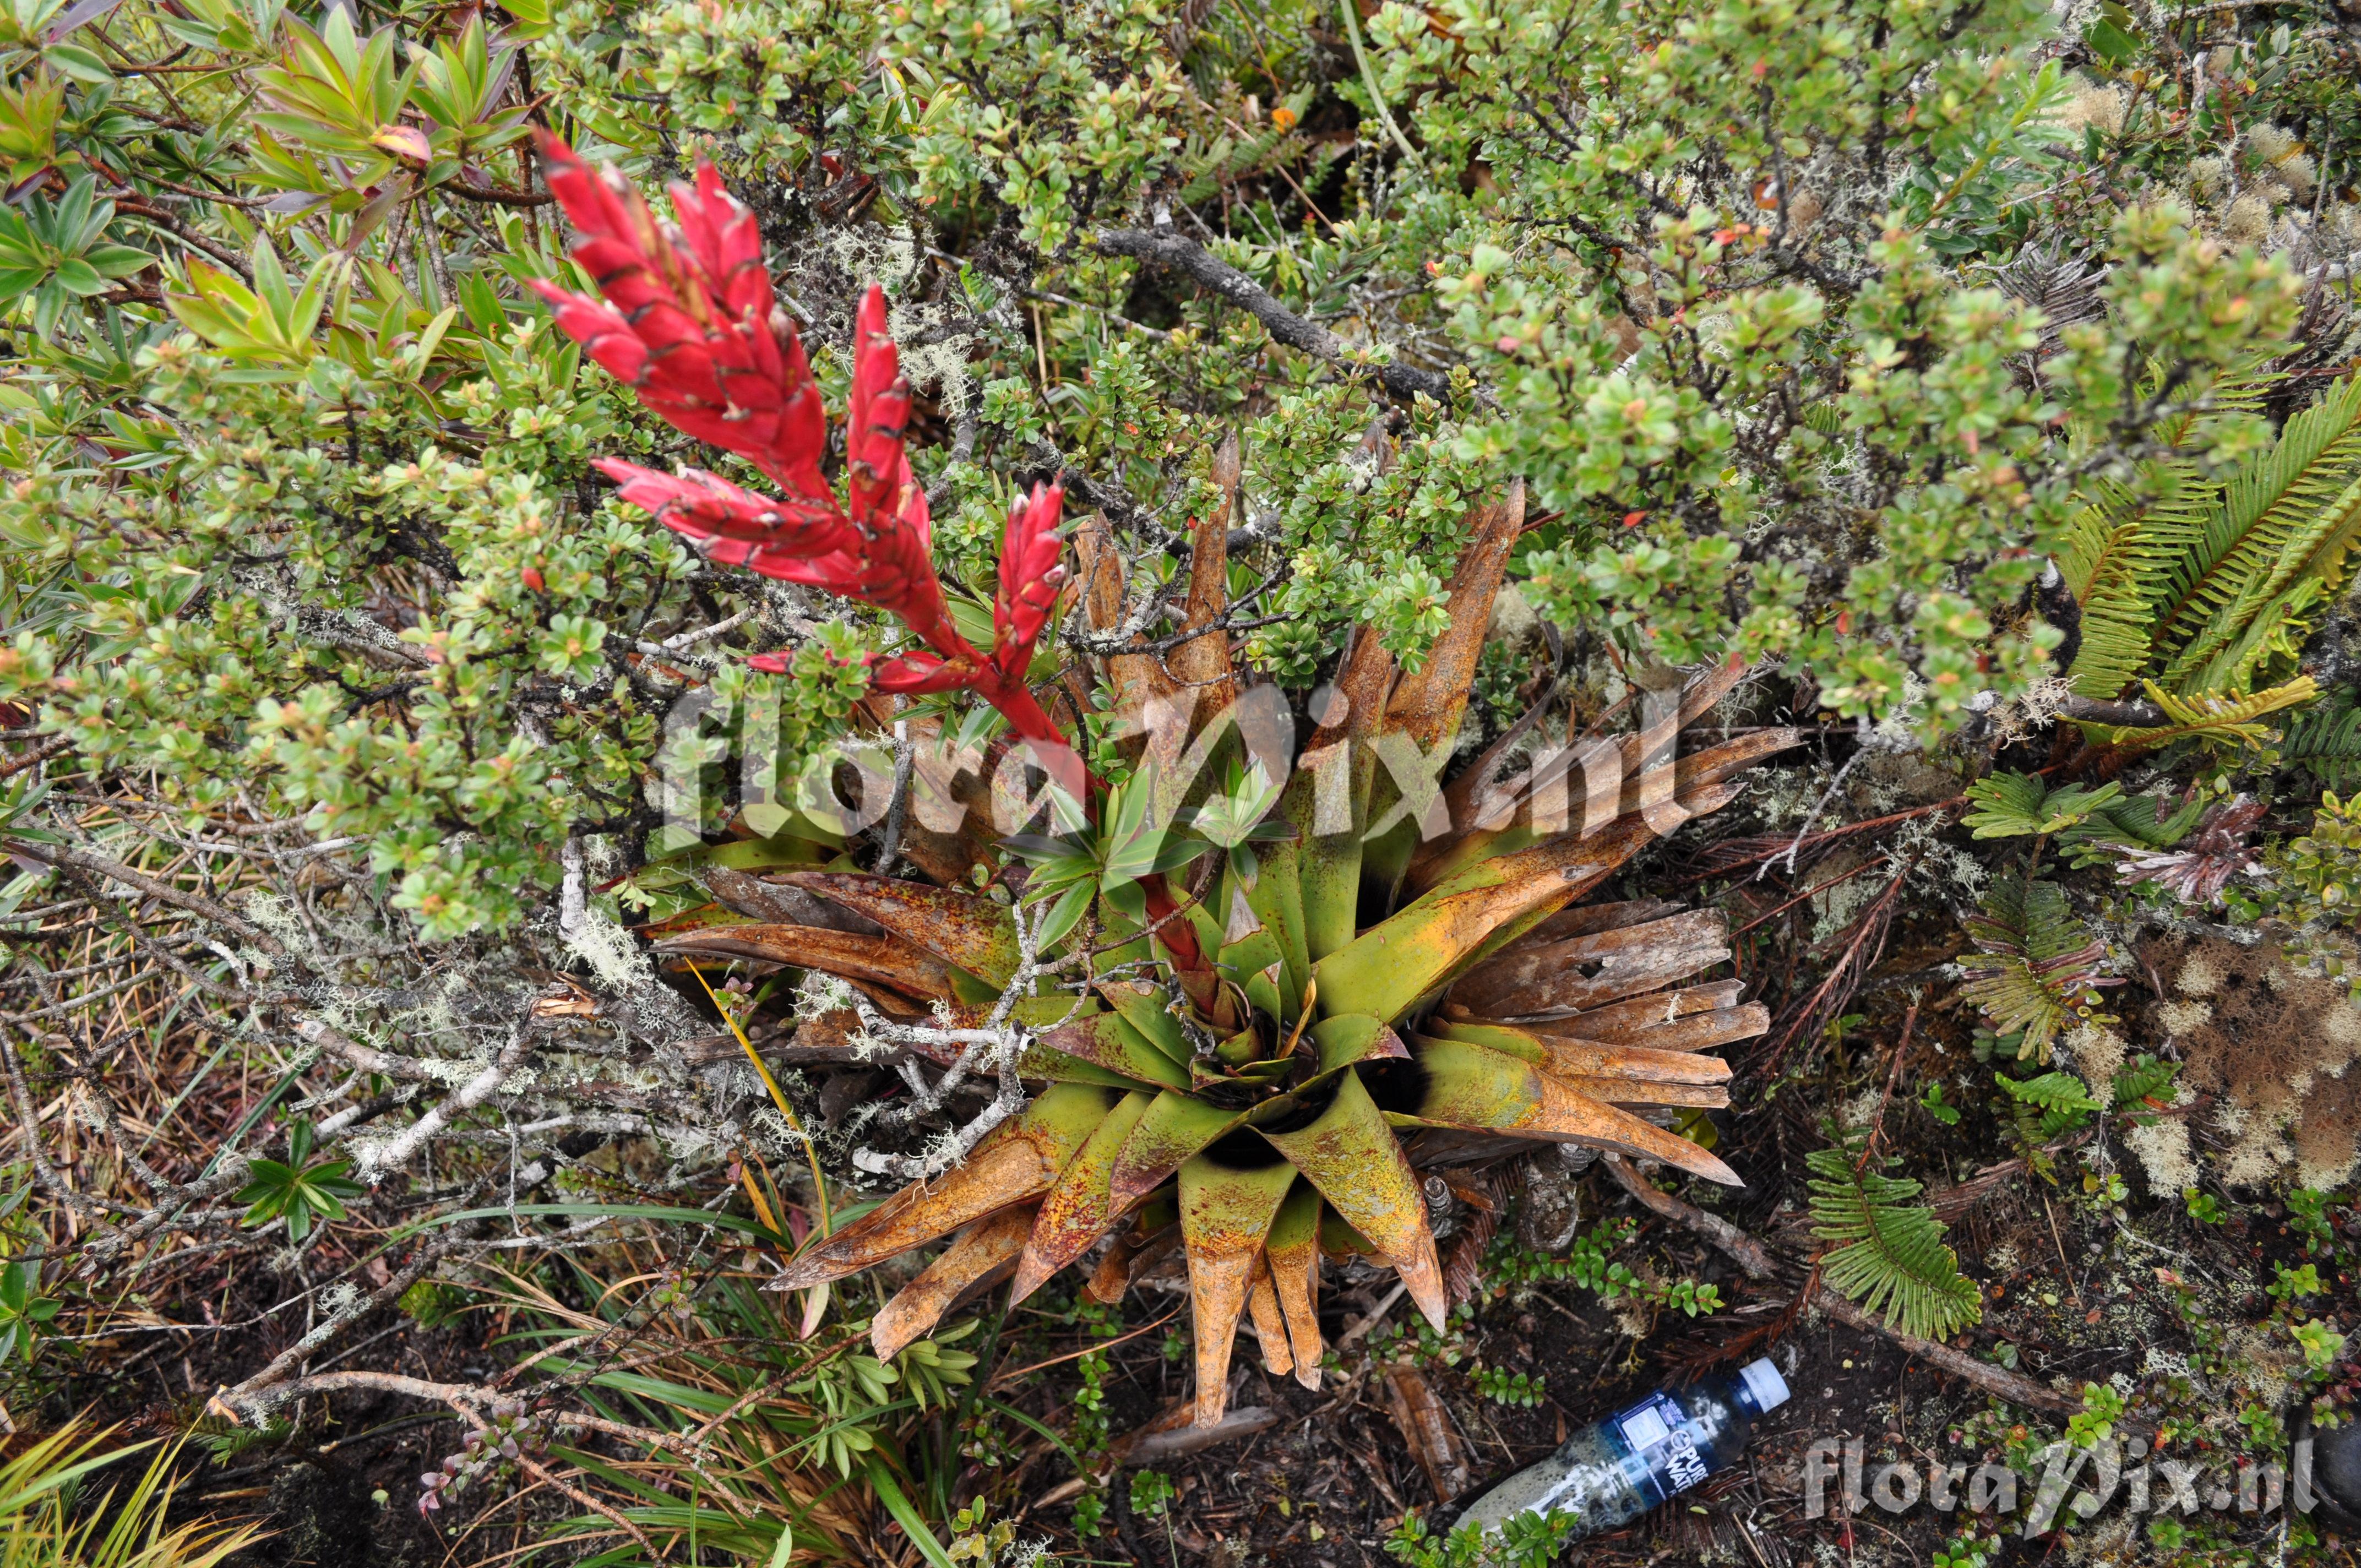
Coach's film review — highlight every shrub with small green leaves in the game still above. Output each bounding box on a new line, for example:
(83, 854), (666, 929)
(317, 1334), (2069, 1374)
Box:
(2269, 1261), (2325, 1304)
(1471, 1366), (1546, 1409)
(1934, 1530), (1999, 1568)
(2, 0), (2357, 1554)
(2266, 793), (2361, 927)
(2067, 1382), (2129, 1448)
(1126, 1468), (1176, 1520)
(1385, 1506), (1580, 1568)
(1484, 1218), (1722, 1316)
(2294, 1320), (2347, 1378)
(2287, 1189), (2339, 1255)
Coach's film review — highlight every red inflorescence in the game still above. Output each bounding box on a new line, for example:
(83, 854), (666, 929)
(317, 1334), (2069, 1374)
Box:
(531, 133), (1071, 753)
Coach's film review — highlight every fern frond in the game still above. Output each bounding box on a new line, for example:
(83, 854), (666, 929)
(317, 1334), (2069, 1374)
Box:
(2172, 471), (2361, 694)
(2147, 367), (2277, 450)
(2110, 1054), (2181, 1120)
(1962, 773), (2123, 838)
(2092, 677), (2320, 748)
(1989, 241), (2105, 354)
(1807, 1128), (1982, 1340)
(2279, 688), (2361, 787)
(2060, 469), (2190, 699)
(1997, 1090), (2069, 1182)
(1993, 1068), (2103, 1169)
(1979, 875), (2090, 961)
(1957, 874), (2117, 1058)
(1997, 1070), (2104, 1116)
(2061, 371), (2361, 707)
(2058, 791), (2205, 866)
(2151, 375), (2361, 690)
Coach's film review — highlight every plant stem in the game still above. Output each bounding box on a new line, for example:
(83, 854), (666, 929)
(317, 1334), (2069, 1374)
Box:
(687, 962), (831, 1239)
(1336, 0), (1419, 162)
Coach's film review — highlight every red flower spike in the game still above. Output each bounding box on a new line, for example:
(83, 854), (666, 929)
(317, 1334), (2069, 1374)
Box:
(871, 651), (980, 696)
(993, 483), (1068, 683)
(532, 133), (828, 503)
(536, 135), (1081, 761)
(845, 286), (911, 529)
(834, 287), (966, 656)
(593, 459), (857, 589)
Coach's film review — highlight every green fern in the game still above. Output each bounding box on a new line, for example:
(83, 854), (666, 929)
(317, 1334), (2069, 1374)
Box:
(1807, 1125), (1983, 1341)
(2083, 677), (2319, 748)
(2153, 375), (2361, 693)
(2060, 373), (2361, 707)
(1991, 1066), (2102, 1179)
(2058, 470), (2193, 700)
(2058, 790), (2206, 867)
(2279, 687), (2361, 787)
(2110, 1054), (2181, 1123)
(1996, 1070), (2104, 1118)
(1956, 874), (2117, 1059)
(1962, 772), (2123, 838)
(189, 1415), (293, 1462)
(2055, 371), (2268, 699)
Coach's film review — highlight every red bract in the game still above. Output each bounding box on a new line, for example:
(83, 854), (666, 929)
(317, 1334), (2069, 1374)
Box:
(532, 133), (1072, 754)
(994, 483), (1066, 686)
(532, 137), (827, 503)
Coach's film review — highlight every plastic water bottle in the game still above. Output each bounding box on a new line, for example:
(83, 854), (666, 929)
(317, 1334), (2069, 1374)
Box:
(1453, 1358), (1791, 1539)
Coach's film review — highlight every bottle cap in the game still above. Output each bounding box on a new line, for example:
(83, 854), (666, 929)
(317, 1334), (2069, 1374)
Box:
(1739, 1358), (1790, 1413)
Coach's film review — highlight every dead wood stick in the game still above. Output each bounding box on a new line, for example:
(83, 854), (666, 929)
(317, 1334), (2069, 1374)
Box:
(1119, 1405), (1280, 1466)
(1601, 1156), (2081, 1416)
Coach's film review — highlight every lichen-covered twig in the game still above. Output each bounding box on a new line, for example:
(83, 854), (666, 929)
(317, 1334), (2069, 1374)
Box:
(352, 1019), (540, 1183)
(1092, 226), (1452, 404)
(846, 899), (1086, 1181)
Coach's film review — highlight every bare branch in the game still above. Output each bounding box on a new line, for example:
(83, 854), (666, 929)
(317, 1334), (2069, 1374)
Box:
(8, 838), (290, 960)
(1092, 227), (1454, 404)
(350, 1019), (539, 1183)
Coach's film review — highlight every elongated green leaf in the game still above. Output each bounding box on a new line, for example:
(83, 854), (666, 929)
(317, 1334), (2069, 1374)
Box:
(1243, 826), (1310, 1007)
(1010, 1090), (1155, 1301)
(1097, 978), (1193, 1064)
(1177, 1153), (1297, 1426)
(1106, 1090), (1244, 1210)
(421, 1202), (790, 1246)
(867, 1460), (958, 1568)
(1031, 1013), (1188, 1089)
(1255, 1069), (1445, 1330)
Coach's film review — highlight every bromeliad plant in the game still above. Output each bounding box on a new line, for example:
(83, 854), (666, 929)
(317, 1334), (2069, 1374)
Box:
(538, 143), (1798, 1428)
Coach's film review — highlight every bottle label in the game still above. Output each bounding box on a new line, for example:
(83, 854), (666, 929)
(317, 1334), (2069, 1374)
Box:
(1661, 1429), (1710, 1492)
(1614, 1393), (1710, 1494)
